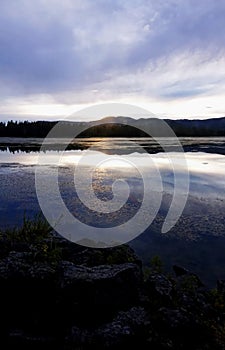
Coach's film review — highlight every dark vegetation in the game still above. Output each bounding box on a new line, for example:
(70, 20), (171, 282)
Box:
(1, 116), (225, 138)
(1, 216), (225, 349)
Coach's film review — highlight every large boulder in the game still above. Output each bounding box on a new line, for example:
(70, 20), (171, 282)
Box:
(58, 261), (143, 326)
(0, 251), (56, 280)
(0, 251), (58, 337)
(173, 265), (204, 289)
(54, 236), (141, 267)
(65, 307), (149, 349)
(145, 272), (174, 306)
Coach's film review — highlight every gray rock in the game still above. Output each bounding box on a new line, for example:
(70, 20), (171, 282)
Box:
(96, 307), (149, 347)
(0, 251), (30, 279)
(59, 261), (143, 326)
(8, 329), (57, 349)
(217, 280), (225, 296)
(0, 251), (55, 280)
(173, 265), (189, 277)
(66, 307), (149, 349)
(145, 273), (173, 304)
(60, 261), (142, 286)
(158, 307), (191, 330)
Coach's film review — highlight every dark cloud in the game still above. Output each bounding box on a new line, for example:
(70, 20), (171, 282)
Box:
(0, 0), (224, 101)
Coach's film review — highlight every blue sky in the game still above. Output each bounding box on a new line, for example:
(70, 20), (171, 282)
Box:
(0, 0), (225, 121)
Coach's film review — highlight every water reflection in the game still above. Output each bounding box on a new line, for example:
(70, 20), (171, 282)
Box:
(1, 137), (225, 155)
(1, 138), (225, 284)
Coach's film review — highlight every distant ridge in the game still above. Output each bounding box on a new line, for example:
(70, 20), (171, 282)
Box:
(95, 116), (225, 136)
(1, 116), (225, 137)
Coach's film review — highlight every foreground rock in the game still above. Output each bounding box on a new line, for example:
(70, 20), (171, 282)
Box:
(0, 230), (225, 349)
(59, 261), (143, 327)
(66, 307), (149, 349)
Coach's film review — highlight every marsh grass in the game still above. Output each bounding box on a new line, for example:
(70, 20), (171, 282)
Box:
(0, 213), (62, 266)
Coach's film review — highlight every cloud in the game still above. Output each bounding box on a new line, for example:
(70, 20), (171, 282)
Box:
(0, 0), (225, 119)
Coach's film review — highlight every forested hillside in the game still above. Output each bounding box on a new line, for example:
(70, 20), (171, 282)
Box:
(0, 117), (225, 137)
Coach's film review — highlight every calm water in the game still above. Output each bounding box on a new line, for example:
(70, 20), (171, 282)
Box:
(1, 137), (225, 286)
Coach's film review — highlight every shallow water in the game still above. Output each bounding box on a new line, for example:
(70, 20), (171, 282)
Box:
(1, 137), (225, 286)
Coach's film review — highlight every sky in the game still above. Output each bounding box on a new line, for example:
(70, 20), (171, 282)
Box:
(0, 0), (225, 121)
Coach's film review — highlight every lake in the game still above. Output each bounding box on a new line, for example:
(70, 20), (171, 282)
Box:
(1, 137), (225, 286)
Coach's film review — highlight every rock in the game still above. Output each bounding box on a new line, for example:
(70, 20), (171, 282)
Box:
(66, 307), (149, 349)
(0, 251), (31, 279)
(96, 307), (149, 348)
(173, 265), (189, 277)
(0, 231), (224, 349)
(0, 251), (56, 281)
(0, 234), (11, 259)
(49, 234), (86, 263)
(8, 329), (58, 349)
(158, 307), (192, 330)
(0, 251), (58, 339)
(58, 261), (143, 326)
(59, 261), (142, 287)
(28, 262), (56, 280)
(217, 280), (225, 296)
(145, 272), (173, 305)
(173, 265), (204, 289)
(55, 238), (141, 268)
(157, 306), (217, 349)
(65, 326), (93, 349)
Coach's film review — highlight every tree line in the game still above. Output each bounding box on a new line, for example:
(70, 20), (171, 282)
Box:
(0, 120), (148, 138)
(0, 118), (225, 138)
(0, 121), (57, 138)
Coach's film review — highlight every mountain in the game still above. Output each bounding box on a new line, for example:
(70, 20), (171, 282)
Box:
(1, 116), (225, 137)
(82, 116), (225, 137)
(166, 117), (225, 136)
